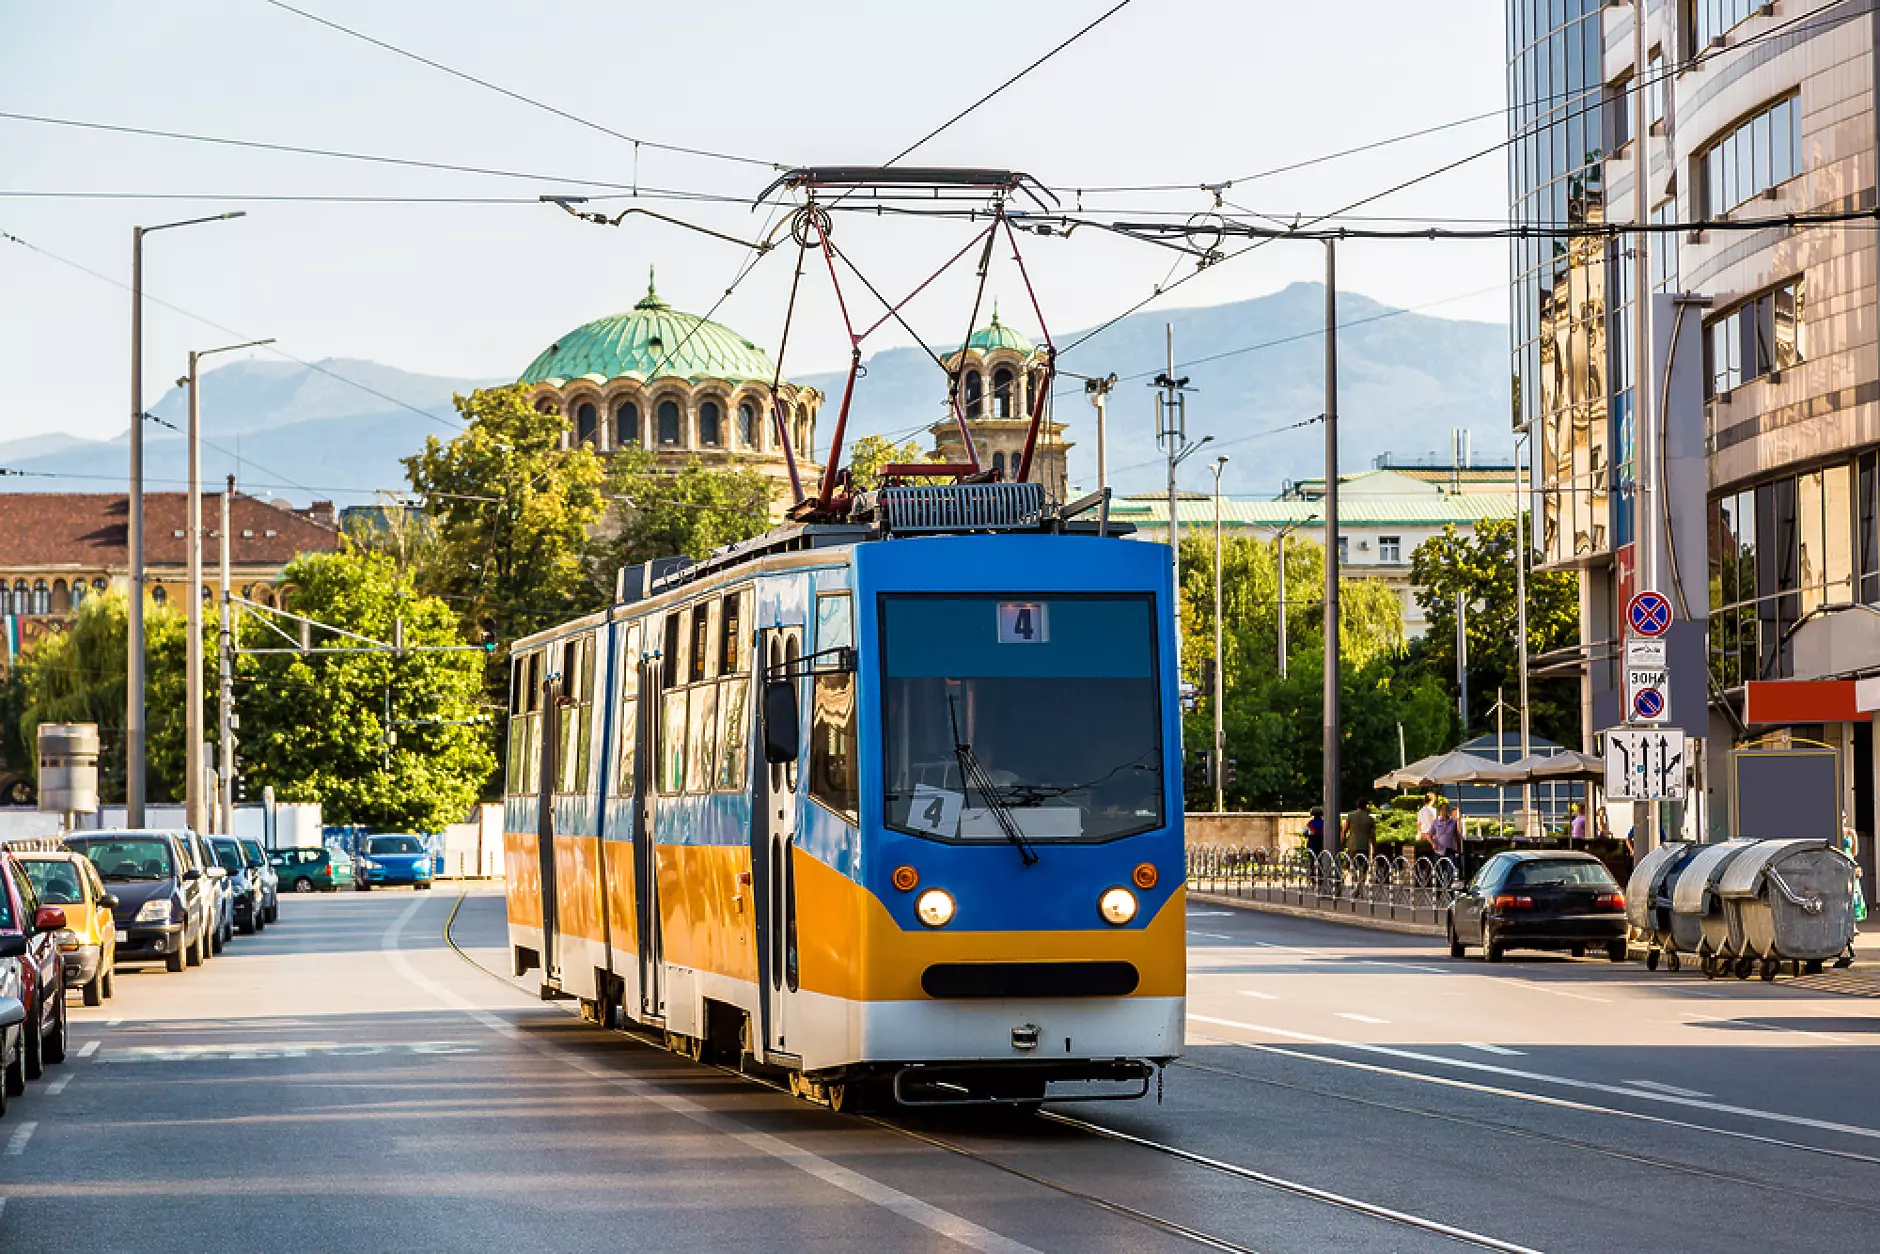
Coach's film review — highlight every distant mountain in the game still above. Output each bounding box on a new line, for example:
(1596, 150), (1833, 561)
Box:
(803, 282), (1513, 497)
(2, 359), (498, 503)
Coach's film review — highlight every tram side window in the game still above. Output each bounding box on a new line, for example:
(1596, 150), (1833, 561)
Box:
(558, 637), (595, 794)
(691, 600), (718, 683)
(686, 681), (720, 793)
(661, 686), (688, 794)
(719, 589), (747, 674)
(716, 675), (750, 790)
(664, 609), (686, 687)
(508, 649), (543, 796)
(808, 592), (857, 820)
(616, 624), (641, 793)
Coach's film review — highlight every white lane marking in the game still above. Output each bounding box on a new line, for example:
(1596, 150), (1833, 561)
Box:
(1498, 978), (1610, 1004)
(4, 1122), (36, 1156)
(1686, 1013), (1849, 1044)
(1335, 1013), (1387, 1025)
(389, 897), (1039, 1254)
(106, 1017), (123, 1027)
(1458, 1042), (1524, 1056)
(1190, 1028), (1880, 1167)
(1188, 910), (1234, 917)
(1624, 1079), (1712, 1099)
(1186, 931), (1233, 941)
(1192, 1014), (1880, 1144)
(1238, 990), (1278, 1000)
(77, 1040), (99, 1058)
(45, 1072), (74, 1095)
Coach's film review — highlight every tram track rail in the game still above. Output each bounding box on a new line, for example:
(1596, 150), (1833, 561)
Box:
(1169, 1055), (1880, 1217)
(441, 889), (1542, 1254)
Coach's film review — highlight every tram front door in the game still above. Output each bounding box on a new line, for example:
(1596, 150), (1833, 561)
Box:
(752, 626), (803, 1062)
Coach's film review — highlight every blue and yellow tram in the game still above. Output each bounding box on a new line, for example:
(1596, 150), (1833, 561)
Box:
(503, 485), (1184, 1106)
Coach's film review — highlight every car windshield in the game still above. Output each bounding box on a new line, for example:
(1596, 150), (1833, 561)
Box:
(1508, 859), (1618, 889)
(210, 841), (245, 872)
(241, 840), (266, 866)
(366, 836), (425, 855)
(21, 860), (84, 905)
(881, 594), (1165, 843)
(64, 837), (176, 881)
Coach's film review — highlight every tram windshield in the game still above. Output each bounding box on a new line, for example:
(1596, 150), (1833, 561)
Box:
(881, 594), (1165, 843)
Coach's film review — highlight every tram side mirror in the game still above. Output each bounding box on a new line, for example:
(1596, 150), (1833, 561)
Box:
(762, 680), (799, 764)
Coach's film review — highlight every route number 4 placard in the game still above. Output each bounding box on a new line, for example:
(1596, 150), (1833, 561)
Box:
(998, 602), (1050, 643)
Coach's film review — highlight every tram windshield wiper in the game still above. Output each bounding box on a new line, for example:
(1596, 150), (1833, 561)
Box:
(948, 695), (1038, 866)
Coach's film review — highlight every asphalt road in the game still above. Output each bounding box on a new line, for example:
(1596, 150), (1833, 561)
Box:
(1, 886), (1875, 1253)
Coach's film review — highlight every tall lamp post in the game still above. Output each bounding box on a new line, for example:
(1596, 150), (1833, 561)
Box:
(1270, 513), (1317, 680)
(182, 337), (273, 835)
(1210, 455), (1229, 813)
(127, 211), (244, 826)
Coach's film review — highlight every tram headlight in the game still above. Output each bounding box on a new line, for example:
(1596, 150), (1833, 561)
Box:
(1098, 886), (1138, 926)
(915, 888), (956, 928)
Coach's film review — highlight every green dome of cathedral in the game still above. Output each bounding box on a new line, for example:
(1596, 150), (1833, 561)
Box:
(519, 271), (778, 386)
(963, 304), (1035, 356)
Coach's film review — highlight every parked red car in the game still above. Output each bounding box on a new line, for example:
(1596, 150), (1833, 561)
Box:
(0, 847), (69, 1114)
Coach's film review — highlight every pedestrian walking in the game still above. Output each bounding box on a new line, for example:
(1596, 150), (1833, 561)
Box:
(1568, 803), (1587, 842)
(1430, 803), (1461, 862)
(1841, 812), (1866, 967)
(1417, 791), (1439, 848)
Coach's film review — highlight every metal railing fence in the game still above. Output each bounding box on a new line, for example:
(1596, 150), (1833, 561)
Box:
(1187, 845), (1463, 926)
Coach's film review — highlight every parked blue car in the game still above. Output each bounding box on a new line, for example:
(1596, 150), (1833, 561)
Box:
(353, 835), (435, 891)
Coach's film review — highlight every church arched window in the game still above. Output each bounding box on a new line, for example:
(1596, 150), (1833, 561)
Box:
(963, 371), (983, 417)
(615, 401), (639, 447)
(738, 402), (757, 449)
(992, 452), (1006, 478)
(658, 399), (682, 446)
(700, 401), (723, 447)
(794, 406), (810, 459)
(51, 579), (69, 614)
(992, 368), (1015, 419)
(575, 402), (599, 447)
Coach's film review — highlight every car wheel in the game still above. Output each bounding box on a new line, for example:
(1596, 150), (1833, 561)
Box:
(166, 940), (187, 972)
(43, 992), (66, 1065)
(1607, 940), (1628, 964)
(1570, 945), (1586, 958)
(1483, 925), (1505, 964)
(1447, 919), (1466, 959)
(292, 877), (314, 894)
(23, 995), (43, 1080)
(0, 1038), (9, 1115)
(210, 923), (225, 955)
(3, 778), (33, 806)
(102, 966), (115, 999)
(186, 929), (204, 968)
(2, 1027), (21, 1100)
(1646, 948), (1661, 971)
(83, 973), (103, 1007)
(267, 901), (279, 922)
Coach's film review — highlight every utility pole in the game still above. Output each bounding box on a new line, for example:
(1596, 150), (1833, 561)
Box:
(218, 474), (235, 836)
(1514, 431), (1535, 836)
(184, 337), (272, 835)
(1152, 326), (1209, 661)
(1321, 239), (1341, 856)
(125, 211), (244, 827)
(1085, 373), (1117, 495)
(1456, 591), (1471, 736)
(1211, 454), (1229, 814)
(1276, 529), (1288, 679)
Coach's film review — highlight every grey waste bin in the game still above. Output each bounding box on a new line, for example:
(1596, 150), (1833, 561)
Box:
(1716, 838), (1857, 980)
(1627, 841), (1702, 971)
(1667, 839), (1757, 975)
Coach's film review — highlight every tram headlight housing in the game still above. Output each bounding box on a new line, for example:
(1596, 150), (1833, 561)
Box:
(915, 888), (956, 928)
(1098, 886), (1138, 926)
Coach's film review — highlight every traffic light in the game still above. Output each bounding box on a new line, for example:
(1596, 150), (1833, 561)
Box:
(1199, 657), (1217, 697)
(478, 615), (499, 653)
(233, 774), (248, 803)
(1222, 757), (1238, 788)
(1184, 749), (1210, 794)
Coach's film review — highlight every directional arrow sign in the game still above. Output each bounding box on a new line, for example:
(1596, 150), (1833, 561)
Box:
(1604, 728), (1687, 800)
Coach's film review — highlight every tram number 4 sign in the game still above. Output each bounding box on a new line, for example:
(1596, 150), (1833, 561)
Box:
(997, 602), (1050, 644)
(1624, 638), (1670, 726)
(1605, 727), (1687, 801)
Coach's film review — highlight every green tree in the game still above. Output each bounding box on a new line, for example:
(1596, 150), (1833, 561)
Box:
(236, 550), (494, 831)
(847, 434), (932, 492)
(594, 446), (774, 573)
(1407, 518), (1580, 748)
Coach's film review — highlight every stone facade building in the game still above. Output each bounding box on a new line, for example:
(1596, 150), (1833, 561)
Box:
(519, 274), (822, 518)
(929, 308), (1073, 500)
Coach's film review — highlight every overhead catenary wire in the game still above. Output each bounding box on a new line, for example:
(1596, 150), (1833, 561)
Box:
(260, 0), (783, 171)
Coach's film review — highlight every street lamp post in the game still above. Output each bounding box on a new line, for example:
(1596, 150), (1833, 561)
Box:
(1270, 514), (1316, 680)
(183, 337), (272, 835)
(126, 211), (244, 827)
(1211, 455), (1229, 814)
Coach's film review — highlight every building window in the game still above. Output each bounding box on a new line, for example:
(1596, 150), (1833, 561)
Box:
(615, 401), (639, 447)
(963, 371), (983, 417)
(1646, 48), (1664, 133)
(1706, 278), (1804, 396)
(0, 584), (10, 615)
(1701, 94), (1801, 215)
(1650, 200), (1679, 291)
(738, 402), (757, 449)
(658, 399), (681, 446)
(1378, 536), (1401, 563)
(575, 402), (599, 447)
(1688, 0), (1763, 54)
(992, 451), (1006, 477)
(1336, 537), (1349, 564)
(700, 400), (723, 447)
(992, 368), (1015, 418)
(1605, 73), (1632, 153)
(795, 405), (811, 458)
(535, 398), (559, 416)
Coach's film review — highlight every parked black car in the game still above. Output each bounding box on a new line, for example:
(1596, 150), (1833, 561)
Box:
(63, 830), (212, 972)
(182, 832), (233, 955)
(239, 838), (280, 924)
(0, 848), (68, 1104)
(209, 836), (265, 935)
(1447, 851), (1629, 963)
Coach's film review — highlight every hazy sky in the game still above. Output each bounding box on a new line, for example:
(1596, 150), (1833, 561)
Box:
(0, 0), (1510, 449)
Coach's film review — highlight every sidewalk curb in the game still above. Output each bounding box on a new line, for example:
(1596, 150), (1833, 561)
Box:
(1190, 891), (1445, 938)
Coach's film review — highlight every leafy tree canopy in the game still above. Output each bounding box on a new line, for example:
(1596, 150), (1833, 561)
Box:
(594, 446), (774, 574)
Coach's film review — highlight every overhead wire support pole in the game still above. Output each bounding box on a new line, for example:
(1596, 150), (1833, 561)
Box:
(1321, 238), (1341, 858)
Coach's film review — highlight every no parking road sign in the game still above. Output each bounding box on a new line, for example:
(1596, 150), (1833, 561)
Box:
(1626, 590), (1673, 638)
